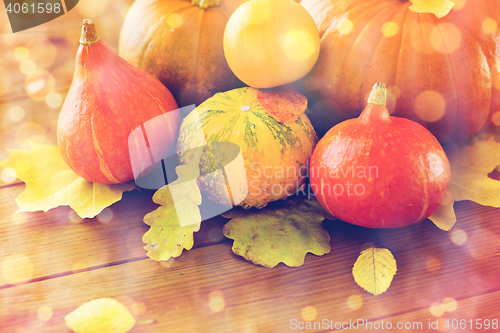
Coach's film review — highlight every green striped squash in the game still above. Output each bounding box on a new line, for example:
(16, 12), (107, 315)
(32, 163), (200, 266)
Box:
(177, 87), (317, 209)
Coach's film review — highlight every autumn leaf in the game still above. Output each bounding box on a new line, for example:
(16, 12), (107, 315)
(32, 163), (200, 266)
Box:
(142, 147), (203, 261)
(257, 88), (308, 123)
(409, 0), (455, 18)
(65, 298), (135, 333)
(222, 197), (332, 268)
(430, 138), (500, 231)
(352, 247), (397, 296)
(0, 142), (136, 219)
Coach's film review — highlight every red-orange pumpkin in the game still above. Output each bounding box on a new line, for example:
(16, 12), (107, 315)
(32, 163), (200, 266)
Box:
(118, 0), (246, 108)
(58, 19), (180, 184)
(299, 0), (500, 142)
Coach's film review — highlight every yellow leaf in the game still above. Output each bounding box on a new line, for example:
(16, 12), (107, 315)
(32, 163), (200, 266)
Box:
(65, 298), (135, 333)
(352, 247), (397, 296)
(142, 147), (203, 261)
(222, 197), (332, 268)
(428, 191), (456, 231)
(0, 143), (136, 218)
(409, 0), (455, 18)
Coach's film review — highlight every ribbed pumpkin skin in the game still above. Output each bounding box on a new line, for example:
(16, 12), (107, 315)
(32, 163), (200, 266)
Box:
(177, 87), (318, 209)
(118, 0), (245, 107)
(299, 0), (500, 142)
(58, 39), (180, 184)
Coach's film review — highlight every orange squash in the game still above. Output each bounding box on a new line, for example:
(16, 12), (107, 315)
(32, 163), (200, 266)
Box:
(299, 0), (500, 142)
(118, 0), (246, 107)
(58, 19), (180, 184)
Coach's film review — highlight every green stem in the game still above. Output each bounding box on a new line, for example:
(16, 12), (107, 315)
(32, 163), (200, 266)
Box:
(191, 0), (221, 9)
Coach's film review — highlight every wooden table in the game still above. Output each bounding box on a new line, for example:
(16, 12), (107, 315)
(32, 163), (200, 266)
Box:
(1, 3), (500, 332)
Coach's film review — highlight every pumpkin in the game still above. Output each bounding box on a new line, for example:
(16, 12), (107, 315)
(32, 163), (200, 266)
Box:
(177, 87), (318, 209)
(298, 0), (500, 142)
(118, 0), (246, 108)
(223, 0), (320, 88)
(57, 19), (180, 184)
(310, 83), (451, 228)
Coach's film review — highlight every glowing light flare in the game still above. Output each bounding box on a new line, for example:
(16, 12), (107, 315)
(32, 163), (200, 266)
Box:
(431, 23), (462, 54)
(492, 112), (500, 126)
(451, 0), (465, 10)
(27, 38), (57, 69)
(25, 70), (56, 100)
(20, 60), (36, 75)
(337, 18), (353, 36)
(97, 208), (114, 223)
(14, 47), (30, 61)
(37, 306), (53, 322)
(9, 106), (25, 122)
(300, 306), (317, 321)
(381, 21), (399, 37)
(1, 253), (34, 284)
(208, 290), (225, 313)
(14, 158), (31, 174)
(46, 92), (63, 108)
(207, 226), (225, 243)
(450, 228), (467, 246)
(159, 258), (175, 268)
(346, 294), (363, 310)
(15, 121), (48, 149)
(77, 0), (107, 18)
(68, 210), (83, 224)
(429, 302), (446, 317)
(468, 228), (499, 258)
(1, 168), (17, 183)
(442, 297), (457, 312)
(425, 255), (442, 273)
(282, 29), (317, 62)
(167, 13), (184, 28)
(482, 18), (498, 34)
(414, 90), (446, 123)
(131, 301), (147, 316)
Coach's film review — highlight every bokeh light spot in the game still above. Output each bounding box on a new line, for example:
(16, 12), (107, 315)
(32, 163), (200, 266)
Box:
(97, 208), (113, 223)
(25, 70), (56, 100)
(381, 21), (399, 37)
(1, 168), (17, 183)
(14, 47), (30, 61)
(131, 301), (147, 316)
(283, 29), (317, 62)
(68, 210), (83, 224)
(450, 228), (467, 246)
(2, 253), (34, 284)
(492, 112), (500, 126)
(208, 290), (225, 313)
(72, 261), (89, 273)
(37, 306), (53, 322)
(431, 23), (461, 54)
(20, 60), (36, 75)
(414, 90), (446, 122)
(14, 158), (31, 174)
(347, 294), (363, 310)
(482, 18), (498, 34)
(425, 255), (442, 273)
(442, 297), (457, 312)
(337, 18), (353, 35)
(429, 302), (445, 317)
(159, 258), (175, 268)
(167, 13), (183, 28)
(207, 226), (225, 243)
(9, 106), (25, 122)
(452, 0), (465, 10)
(46, 92), (63, 108)
(301, 306), (317, 321)
(77, 0), (107, 18)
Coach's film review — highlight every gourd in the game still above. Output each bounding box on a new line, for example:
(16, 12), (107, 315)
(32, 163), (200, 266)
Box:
(118, 0), (245, 107)
(177, 87), (318, 209)
(57, 19), (180, 184)
(299, 0), (500, 142)
(309, 83), (450, 228)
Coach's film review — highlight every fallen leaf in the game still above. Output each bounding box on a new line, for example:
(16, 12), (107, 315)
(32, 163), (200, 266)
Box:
(0, 143), (136, 219)
(142, 147), (203, 261)
(352, 247), (397, 296)
(409, 0), (455, 18)
(222, 197), (332, 268)
(257, 88), (308, 123)
(65, 298), (135, 333)
(428, 191), (456, 231)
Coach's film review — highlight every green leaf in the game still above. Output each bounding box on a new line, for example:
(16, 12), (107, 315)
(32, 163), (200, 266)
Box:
(222, 197), (332, 268)
(65, 298), (135, 333)
(0, 143), (136, 219)
(142, 148), (203, 261)
(352, 247), (397, 296)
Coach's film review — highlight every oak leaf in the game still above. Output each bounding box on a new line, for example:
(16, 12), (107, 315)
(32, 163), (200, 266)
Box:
(0, 143), (136, 219)
(65, 298), (135, 333)
(222, 197), (332, 268)
(352, 247), (397, 296)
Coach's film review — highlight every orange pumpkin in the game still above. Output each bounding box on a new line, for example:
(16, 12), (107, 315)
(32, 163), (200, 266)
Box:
(58, 19), (180, 184)
(299, 0), (500, 142)
(118, 0), (246, 107)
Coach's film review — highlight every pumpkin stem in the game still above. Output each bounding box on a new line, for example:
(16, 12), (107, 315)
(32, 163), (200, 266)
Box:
(80, 19), (100, 45)
(191, 0), (221, 9)
(367, 83), (386, 107)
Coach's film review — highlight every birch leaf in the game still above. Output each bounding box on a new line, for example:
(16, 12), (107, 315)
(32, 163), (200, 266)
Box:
(222, 197), (332, 268)
(0, 143), (136, 218)
(142, 148), (202, 261)
(352, 247), (397, 296)
(65, 298), (135, 333)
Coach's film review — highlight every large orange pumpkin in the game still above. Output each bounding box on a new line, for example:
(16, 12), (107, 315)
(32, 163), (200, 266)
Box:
(298, 0), (500, 142)
(118, 0), (246, 107)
